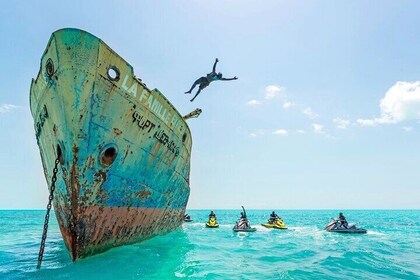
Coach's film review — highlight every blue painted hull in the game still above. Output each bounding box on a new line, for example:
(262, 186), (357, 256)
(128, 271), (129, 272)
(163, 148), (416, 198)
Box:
(30, 29), (192, 260)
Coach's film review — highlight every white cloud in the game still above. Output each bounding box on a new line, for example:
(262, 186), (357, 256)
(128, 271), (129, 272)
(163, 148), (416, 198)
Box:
(333, 118), (350, 129)
(265, 85), (285, 99)
(403, 126), (413, 132)
(272, 129), (288, 136)
(312, 123), (325, 134)
(356, 119), (378, 127)
(282, 101), (294, 109)
(0, 104), (19, 113)
(296, 129), (306, 134)
(249, 129), (265, 138)
(357, 81), (420, 126)
(302, 107), (318, 119)
(247, 99), (261, 106)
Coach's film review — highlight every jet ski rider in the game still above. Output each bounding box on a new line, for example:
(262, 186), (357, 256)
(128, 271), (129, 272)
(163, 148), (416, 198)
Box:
(338, 213), (348, 228)
(209, 211), (216, 218)
(238, 212), (250, 228)
(269, 211), (280, 223)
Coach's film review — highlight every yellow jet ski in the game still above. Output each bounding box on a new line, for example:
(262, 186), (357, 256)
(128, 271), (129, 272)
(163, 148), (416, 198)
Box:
(206, 216), (219, 228)
(261, 217), (288, 229)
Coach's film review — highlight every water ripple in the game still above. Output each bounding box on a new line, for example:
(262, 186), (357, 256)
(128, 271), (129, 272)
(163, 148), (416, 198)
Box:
(1, 210), (419, 279)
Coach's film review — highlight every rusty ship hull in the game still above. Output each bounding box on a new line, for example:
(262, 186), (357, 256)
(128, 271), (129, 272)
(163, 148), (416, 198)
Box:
(30, 29), (192, 260)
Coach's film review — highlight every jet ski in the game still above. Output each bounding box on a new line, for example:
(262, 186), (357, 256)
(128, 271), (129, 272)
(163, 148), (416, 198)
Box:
(206, 216), (219, 228)
(325, 219), (367, 234)
(261, 217), (287, 229)
(183, 214), (193, 222)
(233, 206), (256, 232)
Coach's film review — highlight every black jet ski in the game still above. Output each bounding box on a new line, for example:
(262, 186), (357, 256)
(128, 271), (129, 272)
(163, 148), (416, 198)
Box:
(183, 214), (193, 222)
(233, 206), (256, 232)
(325, 219), (367, 234)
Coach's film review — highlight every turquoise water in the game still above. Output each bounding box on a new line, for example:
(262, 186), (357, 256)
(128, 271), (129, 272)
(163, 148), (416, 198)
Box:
(0, 210), (419, 279)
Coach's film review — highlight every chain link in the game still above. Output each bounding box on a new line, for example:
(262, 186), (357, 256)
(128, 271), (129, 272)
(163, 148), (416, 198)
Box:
(36, 157), (60, 269)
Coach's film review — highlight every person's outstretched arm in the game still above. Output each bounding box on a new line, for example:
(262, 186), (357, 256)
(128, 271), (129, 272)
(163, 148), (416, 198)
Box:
(221, 76), (238, 81)
(212, 58), (219, 72)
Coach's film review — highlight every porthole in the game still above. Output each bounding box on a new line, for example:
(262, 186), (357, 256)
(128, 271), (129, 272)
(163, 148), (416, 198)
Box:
(107, 66), (120, 81)
(100, 145), (118, 167)
(182, 133), (187, 143)
(46, 59), (54, 77)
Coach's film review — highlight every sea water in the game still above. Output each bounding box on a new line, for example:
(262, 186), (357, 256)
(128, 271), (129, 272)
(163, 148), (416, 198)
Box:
(0, 210), (419, 279)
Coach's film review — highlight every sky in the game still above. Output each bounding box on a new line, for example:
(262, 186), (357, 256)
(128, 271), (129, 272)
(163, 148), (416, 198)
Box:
(0, 1), (419, 209)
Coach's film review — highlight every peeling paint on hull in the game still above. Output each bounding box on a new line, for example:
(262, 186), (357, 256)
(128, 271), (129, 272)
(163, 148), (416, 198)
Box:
(30, 28), (192, 260)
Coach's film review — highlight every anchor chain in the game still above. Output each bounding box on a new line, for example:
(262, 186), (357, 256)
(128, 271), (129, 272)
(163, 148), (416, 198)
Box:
(36, 156), (60, 269)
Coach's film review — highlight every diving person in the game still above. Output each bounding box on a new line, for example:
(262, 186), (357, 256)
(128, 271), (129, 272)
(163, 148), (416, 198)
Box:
(185, 58), (238, 102)
(338, 213), (348, 228)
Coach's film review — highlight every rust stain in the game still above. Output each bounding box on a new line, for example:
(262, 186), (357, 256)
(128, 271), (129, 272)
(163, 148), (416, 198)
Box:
(93, 170), (107, 187)
(75, 206), (184, 258)
(113, 127), (122, 136)
(121, 147), (130, 164)
(93, 170), (108, 204)
(70, 144), (80, 261)
(53, 124), (57, 136)
(84, 155), (95, 170)
(135, 189), (152, 200)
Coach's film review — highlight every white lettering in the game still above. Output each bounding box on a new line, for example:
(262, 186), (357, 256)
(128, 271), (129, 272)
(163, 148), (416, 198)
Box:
(160, 107), (167, 121)
(171, 115), (178, 127)
(139, 88), (149, 103)
(165, 113), (172, 124)
(128, 83), (138, 97)
(147, 94), (154, 109)
(121, 75), (130, 91)
(120, 73), (183, 129)
(151, 98), (162, 115)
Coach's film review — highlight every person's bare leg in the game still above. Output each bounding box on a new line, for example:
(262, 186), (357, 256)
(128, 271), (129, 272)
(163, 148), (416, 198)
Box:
(185, 78), (203, 94)
(190, 88), (202, 102)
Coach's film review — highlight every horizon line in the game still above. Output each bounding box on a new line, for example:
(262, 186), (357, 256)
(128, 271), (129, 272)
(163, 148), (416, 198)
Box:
(1, 208), (419, 211)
